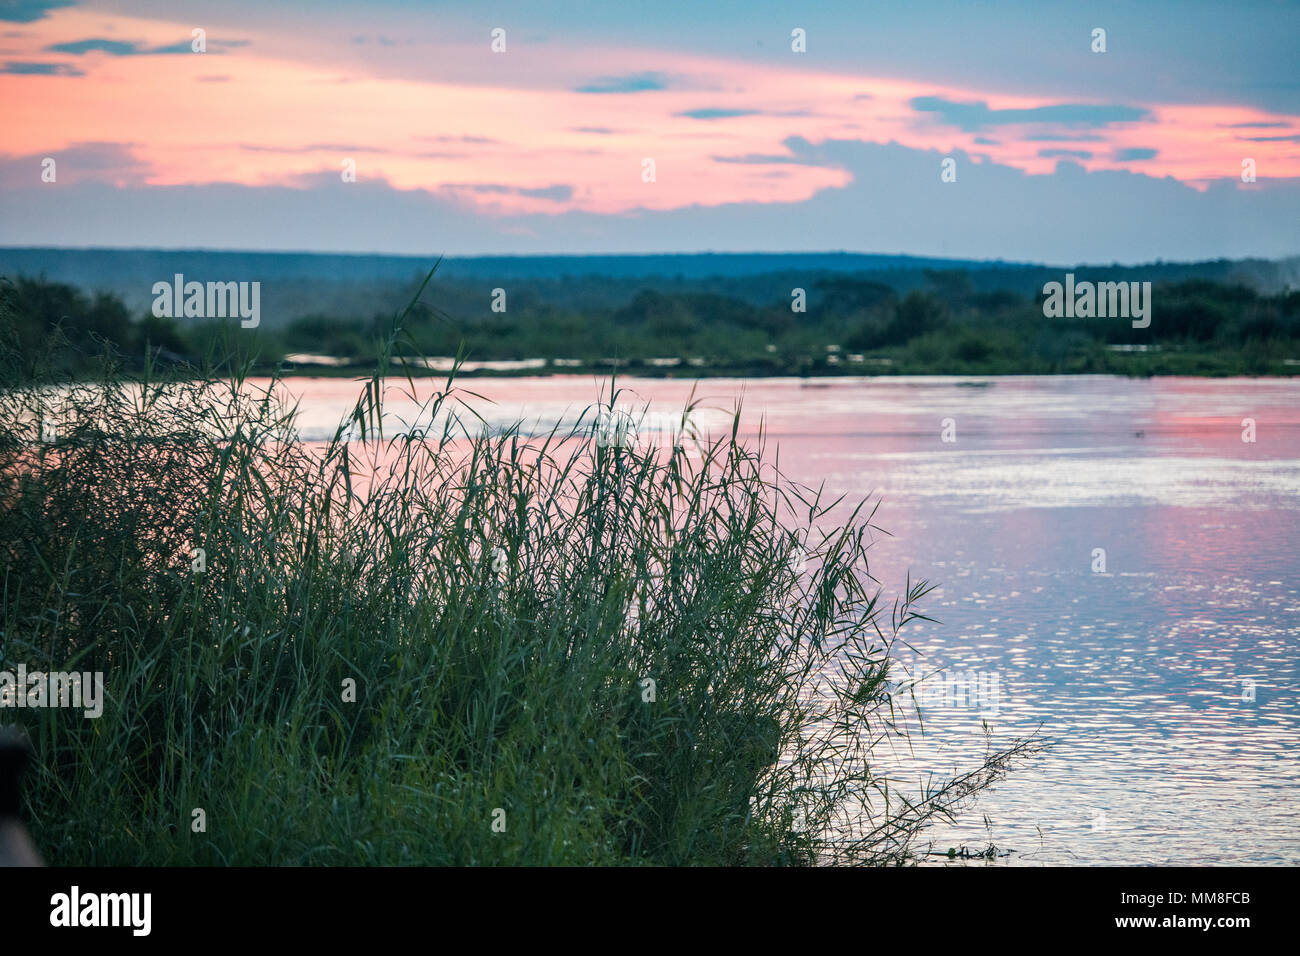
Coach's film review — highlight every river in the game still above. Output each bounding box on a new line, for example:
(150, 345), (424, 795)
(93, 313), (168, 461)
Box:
(278, 373), (1300, 865)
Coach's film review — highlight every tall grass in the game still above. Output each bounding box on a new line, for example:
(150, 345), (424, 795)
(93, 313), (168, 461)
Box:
(0, 273), (1036, 865)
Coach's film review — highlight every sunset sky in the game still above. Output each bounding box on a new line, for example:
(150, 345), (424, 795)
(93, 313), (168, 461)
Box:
(1, 0), (1297, 262)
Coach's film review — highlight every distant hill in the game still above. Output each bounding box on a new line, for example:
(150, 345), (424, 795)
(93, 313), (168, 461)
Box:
(0, 248), (1034, 285)
(2, 247), (1297, 328)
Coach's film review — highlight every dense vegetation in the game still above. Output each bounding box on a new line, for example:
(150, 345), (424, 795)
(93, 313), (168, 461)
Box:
(0, 278), (1036, 864)
(3, 265), (1297, 379)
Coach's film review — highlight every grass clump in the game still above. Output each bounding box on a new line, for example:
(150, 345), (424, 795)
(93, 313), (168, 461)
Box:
(0, 274), (1036, 865)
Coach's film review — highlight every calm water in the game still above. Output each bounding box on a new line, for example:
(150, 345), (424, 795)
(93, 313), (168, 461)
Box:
(279, 374), (1300, 865)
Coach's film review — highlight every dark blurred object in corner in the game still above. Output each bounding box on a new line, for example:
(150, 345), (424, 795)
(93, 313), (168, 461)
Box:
(0, 726), (44, 866)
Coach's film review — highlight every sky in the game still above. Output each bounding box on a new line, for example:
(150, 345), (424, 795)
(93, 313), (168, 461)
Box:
(0, 0), (1297, 263)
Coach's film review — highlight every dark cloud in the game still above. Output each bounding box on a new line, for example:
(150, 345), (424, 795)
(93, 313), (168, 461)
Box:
(712, 136), (830, 166)
(574, 71), (671, 93)
(911, 95), (1149, 131)
(46, 36), (248, 55)
(675, 108), (760, 120)
(518, 184), (573, 201)
(1, 59), (81, 74)
(143, 41), (201, 54)
(1115, 148), (1159, 161)
(0, 0), (75, 23)
(161, 38), (249, 54)
(0, 141), (149, 187)
(1039, 149), (1093, 160)
(47, 38), (135, 55)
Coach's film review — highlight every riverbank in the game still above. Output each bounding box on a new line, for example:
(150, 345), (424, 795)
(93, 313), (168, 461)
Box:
(273, 347), (1300, 379)
(6, 269), (1298, 383)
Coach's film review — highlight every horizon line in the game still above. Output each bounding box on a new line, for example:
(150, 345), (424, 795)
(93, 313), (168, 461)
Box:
(3, 245), (1297, 270)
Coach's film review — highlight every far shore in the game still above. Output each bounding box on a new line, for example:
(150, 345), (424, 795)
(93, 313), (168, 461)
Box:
(267, 351), (1300, 379)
